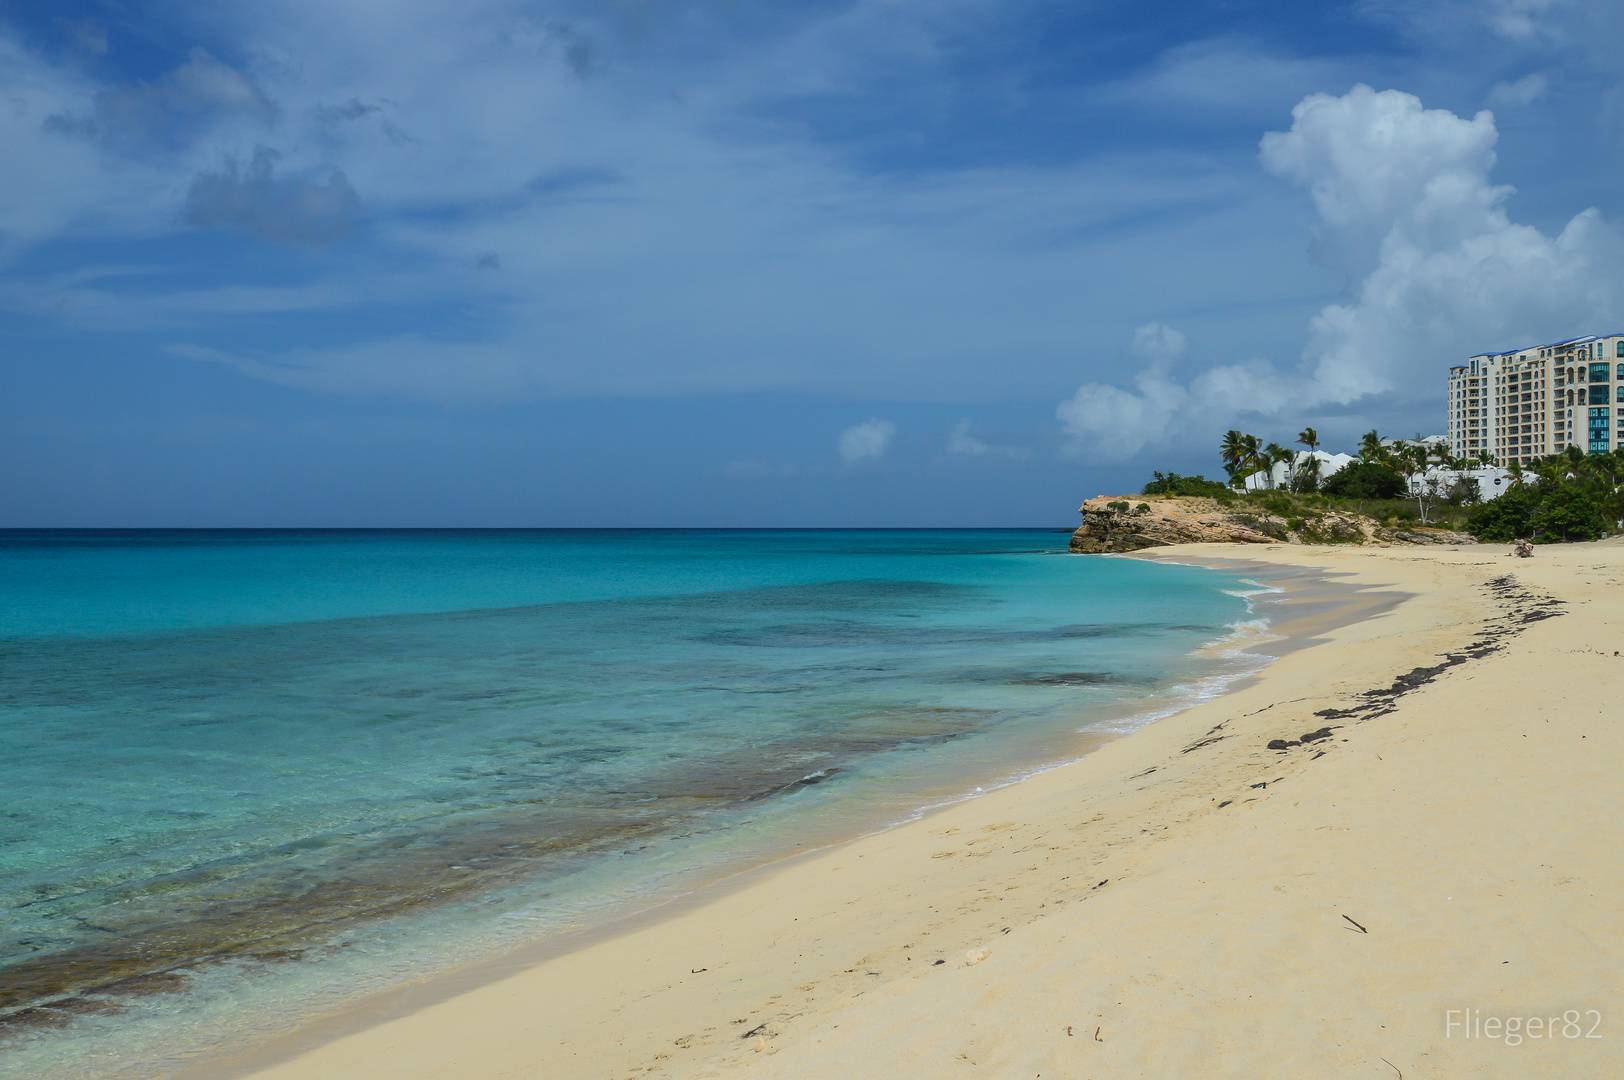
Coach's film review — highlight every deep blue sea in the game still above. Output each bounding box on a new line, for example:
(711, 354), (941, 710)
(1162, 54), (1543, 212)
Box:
(0, 530), (1268, 1078)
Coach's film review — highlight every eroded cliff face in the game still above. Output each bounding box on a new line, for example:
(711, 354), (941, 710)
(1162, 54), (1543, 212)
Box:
(1069, 495), (1474, 553)
(1069, 497), (1280, 553)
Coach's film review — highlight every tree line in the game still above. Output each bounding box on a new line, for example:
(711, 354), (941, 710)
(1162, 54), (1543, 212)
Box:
(1216, 427), (1492, 497)
(1204, 427), (1621, 541)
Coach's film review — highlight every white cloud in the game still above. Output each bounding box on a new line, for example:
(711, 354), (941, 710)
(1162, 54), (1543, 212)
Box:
(1057, 377), (1187, 462)
(946, 418), (988, 456)
(1487, 73), (1548, 108)
(1055, 85), (1624, 459)
(945, 419), (1032, 460)
(1279, 86), (1623, 406)
(1483, 0), (1564, 40)
(1258, 84), (1505, 282)
(1056, 321), (1191, 461)
(1097, 37), (1351, 117)
(837, 418), (896, 464)
(0, 3), (1310, 403)
(1130, 321), (1187, 366)
(1057, 339), (1293, 462)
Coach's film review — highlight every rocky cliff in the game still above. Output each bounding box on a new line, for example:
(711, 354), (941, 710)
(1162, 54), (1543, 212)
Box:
(1070, 495), (1473, 553)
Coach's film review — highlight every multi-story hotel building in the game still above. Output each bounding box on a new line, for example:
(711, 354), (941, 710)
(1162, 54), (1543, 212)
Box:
(1447, 335), (1624, 465)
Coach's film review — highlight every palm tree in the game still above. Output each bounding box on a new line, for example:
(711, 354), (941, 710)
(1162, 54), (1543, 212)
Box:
(1239, 433), (1263, 487)
(1291, 453), (1323, 493)
(1296, 427), (1319, 454)
(1394, 443), (1424, 494)
(1359, 429), (1385, 463)
(1220, 430), (1247, 479)
(1263, 442), (1293, 489)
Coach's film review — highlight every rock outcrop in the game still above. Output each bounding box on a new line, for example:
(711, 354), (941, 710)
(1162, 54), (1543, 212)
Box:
(1070, 495), (1474, 553)
(1070, 497), (1281, 553)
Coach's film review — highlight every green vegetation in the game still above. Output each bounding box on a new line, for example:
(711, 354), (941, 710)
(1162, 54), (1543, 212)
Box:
(1136, 432), (1622, 545)
(1463, 447), (1623, 543)
(1141, 471), (1232, 498)
(1320, 461), (1405, 500)
(1137, 428), (1506, 540)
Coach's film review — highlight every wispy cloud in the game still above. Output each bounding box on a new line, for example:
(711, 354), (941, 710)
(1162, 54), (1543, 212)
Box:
(1487, 72), (1548, 107)
(47, 48), (277, 152)
(837, 419), (896, 464)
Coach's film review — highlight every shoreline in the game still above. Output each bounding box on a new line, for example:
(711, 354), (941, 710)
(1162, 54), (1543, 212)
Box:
(0, 537), (1246, 1079)
(141, 541), (1624, 1077)
(176, 554), (1386, 1080)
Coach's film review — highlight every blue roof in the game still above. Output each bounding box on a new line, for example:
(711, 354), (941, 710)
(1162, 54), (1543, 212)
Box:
(1467, 333), (1624, 359)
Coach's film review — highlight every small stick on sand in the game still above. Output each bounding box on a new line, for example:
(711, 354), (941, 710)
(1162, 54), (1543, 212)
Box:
(1343, 914), (1369, 934)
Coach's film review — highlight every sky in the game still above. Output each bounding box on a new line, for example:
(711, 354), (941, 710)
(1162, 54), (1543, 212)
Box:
(4, 0), (1624, 526)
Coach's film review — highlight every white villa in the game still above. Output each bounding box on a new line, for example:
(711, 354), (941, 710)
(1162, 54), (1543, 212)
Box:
(1448, 334), (1624, 464)
(1242, 450), (1355, 491)
(1244, 447), (1510, 502)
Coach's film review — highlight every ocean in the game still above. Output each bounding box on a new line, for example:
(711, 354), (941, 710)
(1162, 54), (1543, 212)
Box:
(0, 529), (1269, 1078)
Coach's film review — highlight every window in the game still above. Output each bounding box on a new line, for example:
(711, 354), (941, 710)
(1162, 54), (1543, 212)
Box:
(1590, 363), (1610, 382)
(1591, 385), (1610, 405)
(1617, 340), (1624, 357)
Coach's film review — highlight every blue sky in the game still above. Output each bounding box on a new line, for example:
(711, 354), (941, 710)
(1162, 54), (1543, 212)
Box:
(4, 0), (1624, 526)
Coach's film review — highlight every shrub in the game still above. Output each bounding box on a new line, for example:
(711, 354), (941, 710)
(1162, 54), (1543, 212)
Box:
(1141, 472), (1232, 498)
(1465, 486), (1540, 542)
(1529, 488), (1611, 543)
(1255, 494), (1295, 516)
(1320, 461), (1406, 500)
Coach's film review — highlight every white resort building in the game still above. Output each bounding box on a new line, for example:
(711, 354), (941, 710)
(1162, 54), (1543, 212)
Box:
(1447, 334), (1624, 464)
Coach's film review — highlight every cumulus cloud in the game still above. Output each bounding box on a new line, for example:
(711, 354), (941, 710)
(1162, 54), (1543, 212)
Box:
(1057, 321), (1293, 461)
(1056, 84), (1624, 459)
(183, 148), (359, 244)
(837, 419), (896, 464)
(1258, 85), (1504, 281)
(1057, 321), (1189, 461)
(1278, 86), (1623, 404)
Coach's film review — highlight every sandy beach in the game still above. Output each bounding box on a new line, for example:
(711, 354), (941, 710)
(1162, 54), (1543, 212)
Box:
(217, 540), (1622, 1080)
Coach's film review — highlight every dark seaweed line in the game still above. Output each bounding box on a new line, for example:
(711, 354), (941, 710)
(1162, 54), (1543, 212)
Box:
(1264, 574), (1565, 749)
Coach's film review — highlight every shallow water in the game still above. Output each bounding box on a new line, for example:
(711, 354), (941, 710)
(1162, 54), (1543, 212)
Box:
(0, 530), (1263, 1077)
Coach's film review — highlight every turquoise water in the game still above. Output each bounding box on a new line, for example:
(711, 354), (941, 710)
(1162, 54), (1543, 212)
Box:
(0, 530), (1263, 1077)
